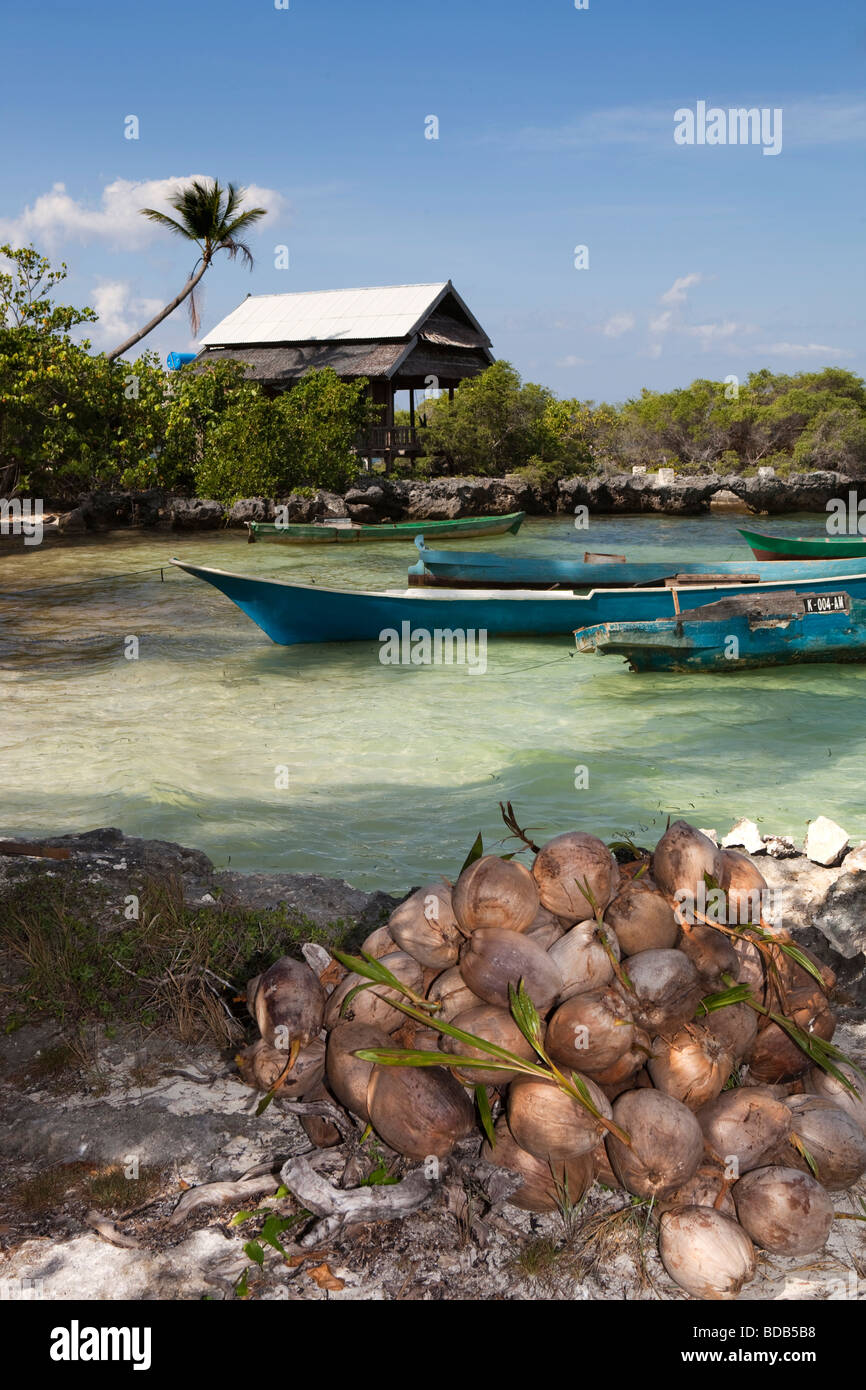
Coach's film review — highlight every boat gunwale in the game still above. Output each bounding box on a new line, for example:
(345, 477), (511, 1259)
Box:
(169, 559), (866, 605)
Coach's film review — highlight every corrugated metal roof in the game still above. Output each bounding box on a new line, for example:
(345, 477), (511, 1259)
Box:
(200, 282), (450, 347)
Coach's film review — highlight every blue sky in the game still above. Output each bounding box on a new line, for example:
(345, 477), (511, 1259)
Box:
(1, 0), (864, 401)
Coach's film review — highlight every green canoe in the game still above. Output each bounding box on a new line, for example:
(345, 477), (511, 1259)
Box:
(247, 511), (525, 544)
(738, 528), (866, 561)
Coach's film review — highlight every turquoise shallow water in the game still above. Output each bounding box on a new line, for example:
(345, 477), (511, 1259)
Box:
(1, 513), (863, 891)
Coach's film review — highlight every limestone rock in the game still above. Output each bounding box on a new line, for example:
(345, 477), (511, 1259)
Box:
(169, 497), (224, 530)
(709, 488), (753, 515)
(804, 816), (849, 867)
(813, 873), (866, 959)
(764, 835), (799, 859)
(722, 819), (765, 854)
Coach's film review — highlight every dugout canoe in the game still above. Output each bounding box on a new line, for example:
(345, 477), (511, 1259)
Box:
(169, 558), (866, 648)
(246, 511), (525, 544)
(575, 590), (865, 672)
(738, 527), (866, 561)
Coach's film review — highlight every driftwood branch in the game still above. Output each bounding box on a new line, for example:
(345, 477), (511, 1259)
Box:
(278, 1099), (356, 1142)
(168, 1172), (281, 1226)
(279, 1154), (441, 1247)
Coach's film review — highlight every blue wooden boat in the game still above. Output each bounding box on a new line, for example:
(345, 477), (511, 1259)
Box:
(408, 539), (866, 590)
(169, 558), (866, 648)
(575, 591), (866, 672)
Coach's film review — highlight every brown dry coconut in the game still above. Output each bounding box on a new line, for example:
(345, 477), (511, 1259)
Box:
(481, 1118), (595, 1213)
(549, 920), (620, 1001)
(250, 956), (325, 1051)
(605, 1089), (704, 1199)
(366, 1063), (475, 1160)
(388, 882), (462, 968)
(618, 948), (703, 1035)
(442, 1003), (539, 1085)
(652, 821), (723, 901)
(732, 1165), (834, 1256)
(648, 1025), (734, 1110)
(459, 926), (561, 1012)
(545, 988), (635, 1076)
(532, 831), (619, 921)
(325, 1020), (393, 1122)
(697, 1088), (792, 1173)
(605, 876), (679, 956)
(507, 1073), (611, 1161)
(659, 1206), (756, 1301)
(452, 855), (539, 934)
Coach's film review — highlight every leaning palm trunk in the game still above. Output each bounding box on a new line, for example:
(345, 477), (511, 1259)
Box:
(106, 261), (209, 363)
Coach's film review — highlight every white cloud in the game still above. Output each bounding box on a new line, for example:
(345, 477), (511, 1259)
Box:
(87, 281), (166, 347)
(501, 97), (866, 153)
(681, 321), (741, 343)
(660, 272), (703, 305)
(649, 310), (675, 336)
(602, 312), (636, 338)
(753, 341), (845, 357)
(0, 176), (286, 250)
(555, 354), (589, 367)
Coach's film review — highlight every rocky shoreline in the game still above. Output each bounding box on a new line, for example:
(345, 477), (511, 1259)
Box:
(28, 468), (858, 536)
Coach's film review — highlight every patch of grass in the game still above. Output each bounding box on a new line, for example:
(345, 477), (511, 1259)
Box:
(23, 1042), (82, 1084)
(11, 1162), (165, 1215)
(0, 872), (360, 1048)
(512, 1235), (568, 1282)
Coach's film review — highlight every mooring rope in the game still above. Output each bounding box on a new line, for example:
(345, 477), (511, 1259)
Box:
(0, 565), (175, 597)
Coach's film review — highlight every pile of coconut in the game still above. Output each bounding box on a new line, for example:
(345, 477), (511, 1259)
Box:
(237, 818), (866, 1301)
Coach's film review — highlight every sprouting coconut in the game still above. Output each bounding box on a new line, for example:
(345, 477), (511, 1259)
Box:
(655, 1162), (736, 1218)
(323, 950), (424, 1033)
(250, 956), (325, 1063)
(545, 988), (635, 1076)
(388, 882), (462, 968)
(659, 1207), (756, 1301)
(442, 1003), (539, 1085)
(459, 926), (561, 1012)
(481, 1118), (594, 1213)
(507, 1074), (611, 1161)
(532, 831), (619, 921)
(732, 1165), (833, 1256)
(236, 1036), (325, 1099)
(452, 855), (539, 934)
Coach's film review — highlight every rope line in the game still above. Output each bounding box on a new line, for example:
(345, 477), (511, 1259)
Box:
(0, 566), (174, 597)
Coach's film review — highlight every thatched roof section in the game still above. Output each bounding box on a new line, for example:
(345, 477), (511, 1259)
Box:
(198, 341), (408, 387)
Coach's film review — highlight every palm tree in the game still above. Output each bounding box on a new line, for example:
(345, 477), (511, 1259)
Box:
(106, 178), (268, 363)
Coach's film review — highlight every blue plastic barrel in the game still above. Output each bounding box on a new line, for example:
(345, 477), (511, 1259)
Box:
(166, 352), (198, 370)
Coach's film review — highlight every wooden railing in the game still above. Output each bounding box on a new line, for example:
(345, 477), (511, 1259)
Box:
(361, 425), (425, 455)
